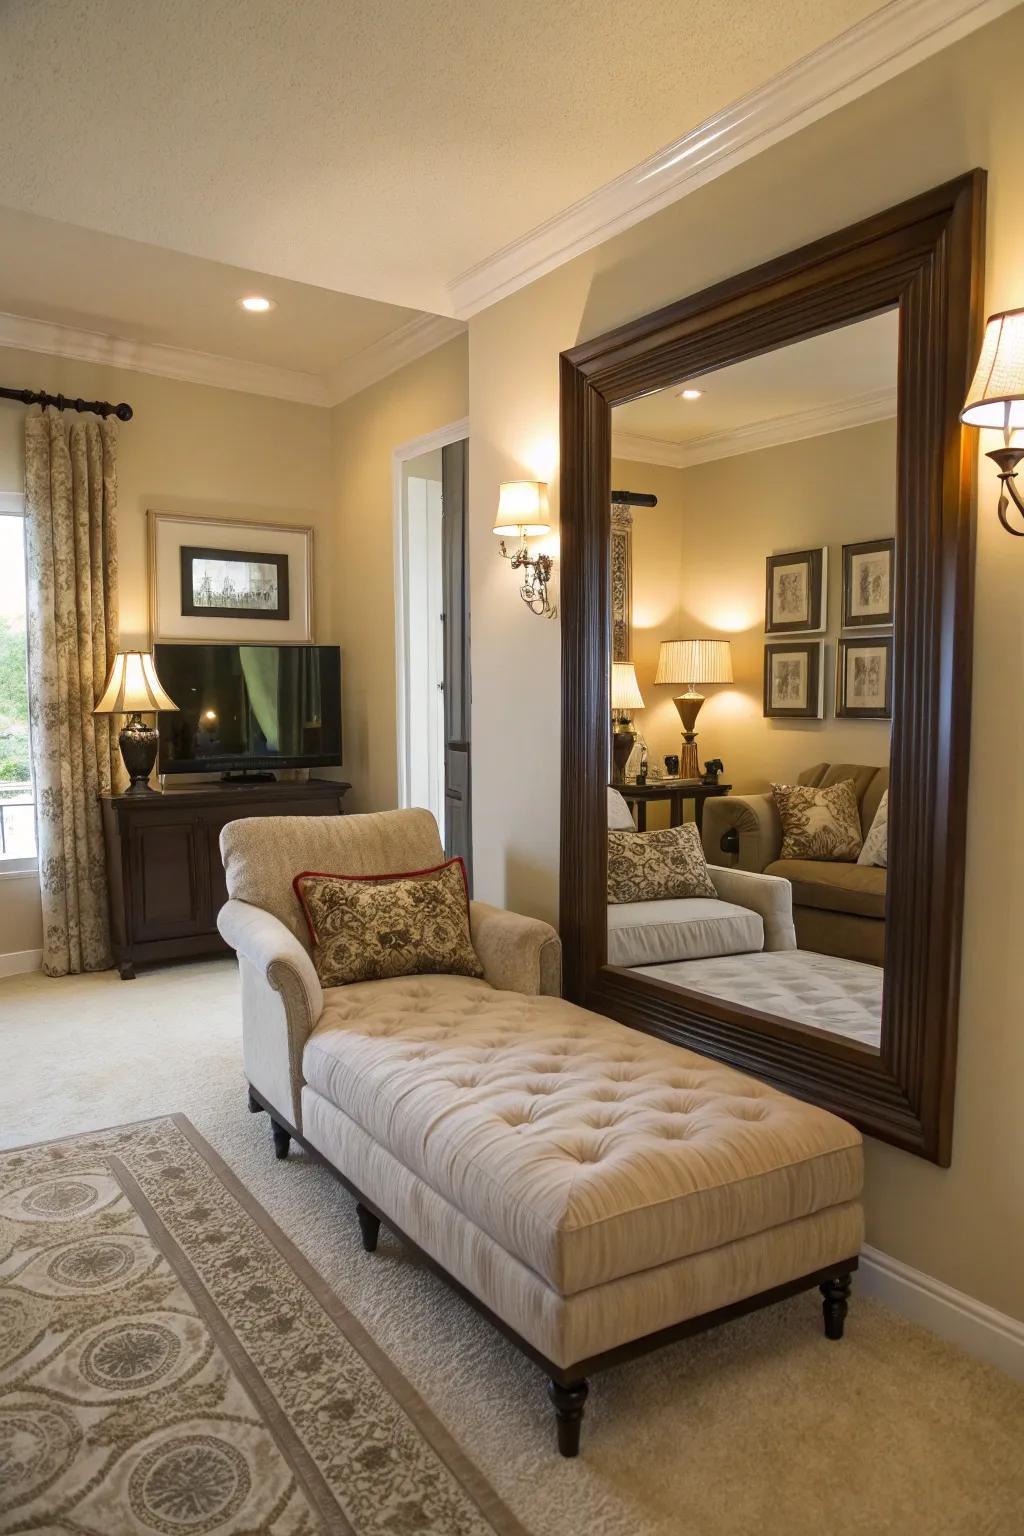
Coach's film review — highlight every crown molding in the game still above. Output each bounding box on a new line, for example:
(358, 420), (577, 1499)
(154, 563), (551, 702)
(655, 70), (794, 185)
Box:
(613, 387), (897, 469)
(448, 0), (1017, 318)
(0, 310), (332, 407)
(328, 313), (466, 405)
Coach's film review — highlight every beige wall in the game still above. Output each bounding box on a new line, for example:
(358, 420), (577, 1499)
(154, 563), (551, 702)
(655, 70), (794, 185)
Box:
(331, 335), (468, 813)
(468, 9), (1024, 1318)
(615, 420), (895, 820)
(0, 345), (335, 956)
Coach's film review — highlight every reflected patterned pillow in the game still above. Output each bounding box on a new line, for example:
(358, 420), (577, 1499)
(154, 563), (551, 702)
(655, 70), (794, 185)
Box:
(857, 789), (888, 868)
(772, 779), (863, 863)
(607, 823), (717, 904)
(293, 859), (484, 986)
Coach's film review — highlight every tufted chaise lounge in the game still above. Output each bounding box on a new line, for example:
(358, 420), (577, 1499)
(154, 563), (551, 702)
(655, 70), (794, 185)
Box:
(218, 808), (864, 1456)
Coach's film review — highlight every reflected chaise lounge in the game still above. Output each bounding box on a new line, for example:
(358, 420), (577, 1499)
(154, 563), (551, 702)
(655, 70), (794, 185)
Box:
(218, 807), (864, 1455)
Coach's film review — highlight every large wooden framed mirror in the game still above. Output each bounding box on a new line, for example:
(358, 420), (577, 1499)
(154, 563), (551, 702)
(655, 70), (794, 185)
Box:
(559, 173), (985, 1165)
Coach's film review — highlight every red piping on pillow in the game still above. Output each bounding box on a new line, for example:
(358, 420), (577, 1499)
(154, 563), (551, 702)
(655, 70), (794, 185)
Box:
(292, 856), (471, 947)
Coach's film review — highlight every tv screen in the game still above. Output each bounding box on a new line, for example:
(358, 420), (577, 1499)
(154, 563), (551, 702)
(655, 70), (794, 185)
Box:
(155, 644), (342, 775)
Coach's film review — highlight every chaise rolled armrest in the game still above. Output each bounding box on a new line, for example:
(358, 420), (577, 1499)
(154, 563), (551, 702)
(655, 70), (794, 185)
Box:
(702, 792), (781, 873)
(469, 900), (562, 996)
(707, 866), (796, 951)
(218, 898), (323, 1130)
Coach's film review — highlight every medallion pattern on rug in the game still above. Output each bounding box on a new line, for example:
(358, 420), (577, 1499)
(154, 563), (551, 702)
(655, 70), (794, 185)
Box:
(0, 1115), (520, 1536)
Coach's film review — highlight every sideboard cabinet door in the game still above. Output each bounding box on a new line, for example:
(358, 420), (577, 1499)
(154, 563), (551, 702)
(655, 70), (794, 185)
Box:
(126, 814), (210, 941)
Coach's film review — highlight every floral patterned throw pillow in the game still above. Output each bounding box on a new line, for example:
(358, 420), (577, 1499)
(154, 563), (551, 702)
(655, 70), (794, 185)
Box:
(607, 823), (718, 904)
(772, 779), (863, 862)
(293, 858), (484, 987)
(857, 789), (888, 868)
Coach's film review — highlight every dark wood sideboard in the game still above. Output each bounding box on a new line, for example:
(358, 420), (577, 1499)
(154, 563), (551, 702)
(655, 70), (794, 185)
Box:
(100, 779), (351, 978)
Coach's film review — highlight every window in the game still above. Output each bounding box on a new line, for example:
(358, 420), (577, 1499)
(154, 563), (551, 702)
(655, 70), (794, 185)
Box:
(0, 505), (35, 869)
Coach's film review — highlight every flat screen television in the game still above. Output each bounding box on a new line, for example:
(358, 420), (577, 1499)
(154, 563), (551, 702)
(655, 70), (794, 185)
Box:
(155, 643), (342, 777)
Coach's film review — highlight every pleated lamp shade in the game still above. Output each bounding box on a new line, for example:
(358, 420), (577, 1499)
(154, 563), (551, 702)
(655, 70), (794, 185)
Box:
(94, 652), (179, 715)
(654, 639), (733, 687)
(961, 309), (1024, 430)
(611, 662), (645, 711)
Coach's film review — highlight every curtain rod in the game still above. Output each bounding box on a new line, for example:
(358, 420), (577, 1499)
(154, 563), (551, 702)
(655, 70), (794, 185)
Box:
(0, 386), (133, 421)
(611, 490), (657, 506)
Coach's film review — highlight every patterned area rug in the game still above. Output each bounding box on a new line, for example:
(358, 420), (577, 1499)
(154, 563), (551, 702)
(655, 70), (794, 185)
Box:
(0, 1115), (525, 1536)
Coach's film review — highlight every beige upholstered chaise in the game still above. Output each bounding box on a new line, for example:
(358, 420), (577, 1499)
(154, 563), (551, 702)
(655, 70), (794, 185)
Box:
(218, 808), (864, 1455)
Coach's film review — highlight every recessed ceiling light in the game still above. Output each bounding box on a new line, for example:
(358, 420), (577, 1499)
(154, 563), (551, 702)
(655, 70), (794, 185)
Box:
(679, 387), (702, 400)
(238, 295), (275, 313)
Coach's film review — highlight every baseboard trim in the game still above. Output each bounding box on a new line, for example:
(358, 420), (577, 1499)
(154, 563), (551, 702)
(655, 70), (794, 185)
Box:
(0, 947), (42, 978)
(859, 1243), (1024, 1382)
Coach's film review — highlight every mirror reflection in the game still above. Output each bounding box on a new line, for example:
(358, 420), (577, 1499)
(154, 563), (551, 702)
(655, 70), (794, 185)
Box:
(607, 312), (897, 1052)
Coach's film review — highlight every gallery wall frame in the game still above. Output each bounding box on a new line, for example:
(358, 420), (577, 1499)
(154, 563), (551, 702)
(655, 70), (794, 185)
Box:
(764, 546), (827, 634)
(763, 640), (823, 719)
(842, 537), (896, 628)
(836, 635), (894, 719)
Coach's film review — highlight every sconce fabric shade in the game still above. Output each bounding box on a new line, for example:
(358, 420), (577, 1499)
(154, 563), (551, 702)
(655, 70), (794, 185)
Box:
(961, 309), (1024, 429)
(494, 481), (551, 537)
(94, 651), (179, 715)
(654, 639), (734, 686)
(611, 662), (645, 711)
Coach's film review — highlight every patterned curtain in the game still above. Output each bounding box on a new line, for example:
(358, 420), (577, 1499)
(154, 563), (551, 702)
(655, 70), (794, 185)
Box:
(25, 409), (121, 976)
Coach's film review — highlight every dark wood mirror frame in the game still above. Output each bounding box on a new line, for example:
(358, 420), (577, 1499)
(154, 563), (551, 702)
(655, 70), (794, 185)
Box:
(559, 172), (985, 1166)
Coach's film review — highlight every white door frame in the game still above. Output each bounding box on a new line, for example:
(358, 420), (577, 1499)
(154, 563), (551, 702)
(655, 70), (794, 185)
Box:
(392, 418), (469, 814)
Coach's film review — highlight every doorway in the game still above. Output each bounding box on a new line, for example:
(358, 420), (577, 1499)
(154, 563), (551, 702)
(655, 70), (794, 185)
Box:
(393, 420), (472, 878)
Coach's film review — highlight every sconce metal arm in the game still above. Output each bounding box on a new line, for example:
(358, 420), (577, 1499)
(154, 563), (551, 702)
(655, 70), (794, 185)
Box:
(987, 446), (1024, 537)
(498, 539), (557, 617)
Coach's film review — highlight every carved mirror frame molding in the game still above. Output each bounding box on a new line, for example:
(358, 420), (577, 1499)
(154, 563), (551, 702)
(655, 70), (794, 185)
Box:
(559, 173), (985, 1165)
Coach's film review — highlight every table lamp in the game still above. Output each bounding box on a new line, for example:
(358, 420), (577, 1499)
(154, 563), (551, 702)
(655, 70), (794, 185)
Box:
(610, 661), (645, 784)
(94, 651), (179, 794)
(654, 639), (733, 779)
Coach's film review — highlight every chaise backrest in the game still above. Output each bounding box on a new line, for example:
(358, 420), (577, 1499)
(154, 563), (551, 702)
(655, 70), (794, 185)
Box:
(220, 807), (445, 950)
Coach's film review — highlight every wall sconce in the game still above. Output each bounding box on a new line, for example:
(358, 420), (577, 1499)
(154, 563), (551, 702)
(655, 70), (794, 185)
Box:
(493, 481), (556, 617)
(961, 308), (1024, 535)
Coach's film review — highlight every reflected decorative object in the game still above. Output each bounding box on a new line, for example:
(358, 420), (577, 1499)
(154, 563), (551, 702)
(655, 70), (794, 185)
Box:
(93, 651), (179, 794)
(842, 538), (895, 628)
(494, 482), (555, 616)
(763, 641), (823, 719)
(836, 636), (893, 719)
(654, 638), (733, 778)
(610, 504), (634, 661)
(960, 308), (1024, 535)
(765, 547), (827, 634)
(610, 661), (644, 784)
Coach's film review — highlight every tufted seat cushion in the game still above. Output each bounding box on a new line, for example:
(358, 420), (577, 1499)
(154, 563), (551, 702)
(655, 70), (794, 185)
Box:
(302, 975), (862, 1296)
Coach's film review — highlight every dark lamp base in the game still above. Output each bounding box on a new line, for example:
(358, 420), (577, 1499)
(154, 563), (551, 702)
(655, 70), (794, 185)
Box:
(118, 713), (160, 794)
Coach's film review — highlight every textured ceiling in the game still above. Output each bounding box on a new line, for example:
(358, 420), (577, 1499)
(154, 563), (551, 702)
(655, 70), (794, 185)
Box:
(0, 0), (879, 315)
(614, 312), (899, 446)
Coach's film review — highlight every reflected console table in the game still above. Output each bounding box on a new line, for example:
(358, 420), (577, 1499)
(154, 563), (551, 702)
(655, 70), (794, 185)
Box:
(614, 779), (731, 833)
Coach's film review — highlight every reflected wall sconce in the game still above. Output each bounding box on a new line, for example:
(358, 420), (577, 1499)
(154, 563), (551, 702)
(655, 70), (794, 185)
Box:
(654, 638), (733, 779)
(961, 308), (1024, 536)
(493, 481), (556, 616)
(610, 662), (645, 784)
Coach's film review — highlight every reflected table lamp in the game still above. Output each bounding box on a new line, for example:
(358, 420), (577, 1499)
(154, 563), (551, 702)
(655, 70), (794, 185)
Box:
(654, 639), (733, 779)
(93, 651), (179, 794)
(610, 662), (645, 784)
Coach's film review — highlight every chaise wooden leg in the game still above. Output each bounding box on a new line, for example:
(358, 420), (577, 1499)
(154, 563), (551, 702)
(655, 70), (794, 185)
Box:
(356, 1202), (381, 1253)
(820, 1273), (852, 1340)
(247, 1087), (264, 1114)
(271, 1120), (291, 1160)
(548, 1379), (589, 1457)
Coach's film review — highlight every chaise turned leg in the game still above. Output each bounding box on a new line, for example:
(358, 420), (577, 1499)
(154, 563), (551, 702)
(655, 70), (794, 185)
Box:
(355, 1202), (381, 1253)
(247, 1087), (264, 1114)
(820, 1273), (852, 1340)
(548, 1379), (589, 1457)
(271, 1120), (291, 1160)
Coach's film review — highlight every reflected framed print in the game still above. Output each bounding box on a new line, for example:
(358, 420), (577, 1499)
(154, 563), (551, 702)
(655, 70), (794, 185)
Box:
(765, 547), (826, 634)
(843, 537), (895, 628)
(763, 640), (823, 719)
(836, 636), (893, 719)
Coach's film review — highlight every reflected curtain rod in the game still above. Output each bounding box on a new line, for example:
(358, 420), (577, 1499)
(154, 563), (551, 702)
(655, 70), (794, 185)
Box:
(0, 385), (133, 421)
(611, 490), (657, 506)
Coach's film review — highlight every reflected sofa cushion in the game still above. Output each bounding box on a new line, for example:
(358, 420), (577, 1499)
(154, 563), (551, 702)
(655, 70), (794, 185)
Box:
(857, 788), (889, 868)
(607, 823), (718, 904)
(765, 860), (886, 921)
(607, 786), (637, 830)
(607, 897), (764, 967)
(772, 779), (863, 863)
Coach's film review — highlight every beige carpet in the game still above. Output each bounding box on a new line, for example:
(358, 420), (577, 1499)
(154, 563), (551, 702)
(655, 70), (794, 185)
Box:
(2, 958), (1022, 1536)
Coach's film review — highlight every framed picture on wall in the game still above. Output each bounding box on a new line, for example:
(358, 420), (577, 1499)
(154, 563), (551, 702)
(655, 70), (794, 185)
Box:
(148, 511), (314, 643)
(764, 547), (827, 634)
(763, 641), (823, 719)
(836, 636), (893, 719)
(843, 537), (895, 628)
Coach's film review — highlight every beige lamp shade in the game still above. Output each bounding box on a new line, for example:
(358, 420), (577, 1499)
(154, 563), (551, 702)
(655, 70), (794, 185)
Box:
(961, 309), (1024, 430)
(94, 651), (179, 715)
(654, 638), (733, 687)
(494, 481), (551, 537)
(611, 662), (644, 711)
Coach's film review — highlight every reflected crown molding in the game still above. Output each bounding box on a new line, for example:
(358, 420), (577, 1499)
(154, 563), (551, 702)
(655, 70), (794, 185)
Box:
(613, 387), (898, 469)
(448, 0), (1014, 318)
